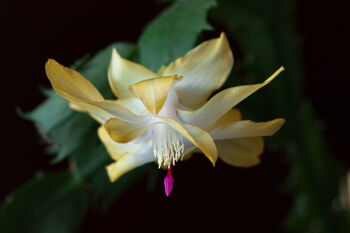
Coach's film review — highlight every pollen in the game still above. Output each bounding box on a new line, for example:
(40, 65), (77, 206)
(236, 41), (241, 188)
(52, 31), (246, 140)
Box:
(148, 124), (184, 168)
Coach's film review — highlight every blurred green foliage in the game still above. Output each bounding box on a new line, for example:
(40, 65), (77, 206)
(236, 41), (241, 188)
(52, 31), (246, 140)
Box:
(0, 172), (87, 233)
(211, 0), (350, 232)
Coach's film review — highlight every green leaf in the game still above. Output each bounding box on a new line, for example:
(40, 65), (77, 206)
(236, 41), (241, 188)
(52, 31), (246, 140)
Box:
(72, 135), (112, 179)
(138, 0), (216, 71)
(24, 90), (74, 134)
(0, 172), (87, 233)
(41, 111), (97, 163)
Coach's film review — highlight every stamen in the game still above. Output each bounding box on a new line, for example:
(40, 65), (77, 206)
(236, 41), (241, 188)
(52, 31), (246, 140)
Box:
(164, 165), (174, 196)
(148, 125), (184, 168)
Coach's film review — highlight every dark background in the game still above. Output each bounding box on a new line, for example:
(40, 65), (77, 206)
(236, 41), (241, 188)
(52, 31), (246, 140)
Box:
(2, 0), (349, 232)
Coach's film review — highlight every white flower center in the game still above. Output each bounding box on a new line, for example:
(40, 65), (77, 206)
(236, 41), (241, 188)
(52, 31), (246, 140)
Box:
(148, 124), (184, 168)
(147, 88), (185, 168)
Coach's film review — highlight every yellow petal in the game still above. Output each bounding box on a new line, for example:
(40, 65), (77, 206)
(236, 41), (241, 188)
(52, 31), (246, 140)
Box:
(58, 89), (148, 124)
(159, 117), (217, 166)
(106, 149), (155, 182)
(177, 66), (285, 128)
(76, 98), (148, 117)
(46, 59), (104, 101)
(183, 151), (194, 161)
(217, 137), (264, 167)
(129, 75), (182, 115)
(98, 126), (143, 160)
(210, 118), (286, 140)
(68, 100), (112, 124)
(207, 109), (241, 131)
(108, 48), (157, 99)
(46, 59), (148, 124)
(104, 117), (154, 143)
(89, 100), (149, 123)
(50, 87), (111, 123)
(163, 32), (233, 107)
(69, 102), (84, 112)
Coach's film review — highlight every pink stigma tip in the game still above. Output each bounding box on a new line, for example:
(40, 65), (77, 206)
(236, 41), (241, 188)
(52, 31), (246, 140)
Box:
(164, 166), (174, 196)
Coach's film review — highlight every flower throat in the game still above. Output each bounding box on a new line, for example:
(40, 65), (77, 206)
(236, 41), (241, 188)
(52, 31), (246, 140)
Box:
(148, 124), (184, 168)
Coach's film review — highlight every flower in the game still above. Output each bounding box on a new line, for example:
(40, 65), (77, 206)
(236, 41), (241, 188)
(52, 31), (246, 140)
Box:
(45, 33), (285, 196)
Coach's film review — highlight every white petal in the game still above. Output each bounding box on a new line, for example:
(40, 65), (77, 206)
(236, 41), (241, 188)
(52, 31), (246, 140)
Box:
(210, 119), (285, 140)
(98, 126), (144, 160)
(106, 148), (155, 182)
(177, 67), (285, 128)
(114, 97), (148, 116)
(163, 33), (233, 107)
(108, 48), (157, 99)
(159, 117), (218, 166)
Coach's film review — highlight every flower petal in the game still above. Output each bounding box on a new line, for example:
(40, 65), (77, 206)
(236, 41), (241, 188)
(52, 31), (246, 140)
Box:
(68, 100), (112, 124)
(129, 75), (182, 115)
(98, 126), (143, 160)
(69, 102), (84, 112)
(46, 59), (149, 124)
(217, 137), (264, 167)
(108, 48), (157, 99)
(114, 97), (148, 116)
(182, 144), (197, 161)
(104, 117), (154, 143)
(87, 100), (150, 123)
(59, 89), (148, 124)
(183, 151), (194, 161)
(177, 66), (285, 128)
(50, 86), (113, 123)
(106, 148), (156, 182)
(163, 32), (233, 107)
(207, 109), (241, 131)
(210, 118), (285, 140)
(46, 59), (104, 101)
(159, 117), (217, 166)
(78, 98), (148, 117)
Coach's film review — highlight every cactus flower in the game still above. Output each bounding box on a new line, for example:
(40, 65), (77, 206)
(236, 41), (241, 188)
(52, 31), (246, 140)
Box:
(45, 33), (285, 196)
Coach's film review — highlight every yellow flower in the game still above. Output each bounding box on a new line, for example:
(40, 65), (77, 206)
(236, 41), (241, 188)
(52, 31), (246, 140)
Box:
(45, 33), (285, 196)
